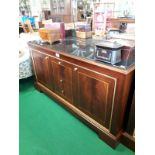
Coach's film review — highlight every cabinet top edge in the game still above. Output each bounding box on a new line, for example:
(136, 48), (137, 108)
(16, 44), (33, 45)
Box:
(28, 42), (135, 75)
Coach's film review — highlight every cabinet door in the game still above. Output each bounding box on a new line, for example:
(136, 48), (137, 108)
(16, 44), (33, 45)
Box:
(50, 58), (73, 103)
(31, 51), (53, 90)
(75, 67), (116, 129)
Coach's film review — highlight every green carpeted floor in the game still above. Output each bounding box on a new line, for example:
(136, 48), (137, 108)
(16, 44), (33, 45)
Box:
(19, 77), (135, 155)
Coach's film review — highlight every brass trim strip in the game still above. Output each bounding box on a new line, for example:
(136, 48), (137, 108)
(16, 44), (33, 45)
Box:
(30, 49), (117, 131)
(109, 78), (117, 131)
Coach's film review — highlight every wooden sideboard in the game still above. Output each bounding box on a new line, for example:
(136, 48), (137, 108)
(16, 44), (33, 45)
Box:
(28, 42), (135, 149)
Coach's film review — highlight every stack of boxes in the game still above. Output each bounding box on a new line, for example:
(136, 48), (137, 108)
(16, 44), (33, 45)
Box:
(39, 22), (65, 44)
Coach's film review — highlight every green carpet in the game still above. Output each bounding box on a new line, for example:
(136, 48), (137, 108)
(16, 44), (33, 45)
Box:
(19, 77), (134, 155)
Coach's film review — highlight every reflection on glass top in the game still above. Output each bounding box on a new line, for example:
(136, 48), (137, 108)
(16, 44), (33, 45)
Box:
(32, 37), (99, 60)
(30, 37), (135, 70)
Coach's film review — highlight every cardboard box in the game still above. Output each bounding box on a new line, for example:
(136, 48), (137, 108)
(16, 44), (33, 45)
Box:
(76, 31), (92, 39)
(39, 28), (60, 44)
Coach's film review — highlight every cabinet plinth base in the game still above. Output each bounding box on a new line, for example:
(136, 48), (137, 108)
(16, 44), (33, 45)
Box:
(120, 132), (135, 151)
(34, 82), (43, 93)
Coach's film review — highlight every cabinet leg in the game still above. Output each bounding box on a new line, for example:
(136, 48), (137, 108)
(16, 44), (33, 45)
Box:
(34, 82), (43, 93)
(98, 132), (119, 149)
(38, 90), (43, 93)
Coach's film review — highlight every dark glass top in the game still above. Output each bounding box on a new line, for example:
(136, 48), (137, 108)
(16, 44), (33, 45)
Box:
(29, 37), (135, 70)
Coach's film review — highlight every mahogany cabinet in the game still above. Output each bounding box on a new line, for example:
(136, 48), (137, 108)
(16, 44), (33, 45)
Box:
(29, 43), (135, 149)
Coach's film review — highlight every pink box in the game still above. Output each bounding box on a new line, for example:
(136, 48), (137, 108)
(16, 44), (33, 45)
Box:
(44, 22), (65, 41)
(44, 23), (60, 29)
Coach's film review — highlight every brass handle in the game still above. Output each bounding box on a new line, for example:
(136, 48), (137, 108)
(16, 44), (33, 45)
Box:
(61, 90), (64, 94)
(60, 79), (63, 82)
(45, 56), (48, 60)
(74, 67), (78, 71)
(58, 61), (61, 65)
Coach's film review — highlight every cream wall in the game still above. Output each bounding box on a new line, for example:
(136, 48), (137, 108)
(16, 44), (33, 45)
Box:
(114, 0), (135, 17)
(29, 0), (135, 18)
(29, 0), (50, 16)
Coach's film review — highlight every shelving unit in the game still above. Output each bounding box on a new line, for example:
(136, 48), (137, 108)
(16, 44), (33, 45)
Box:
(50, 0), (77, 23)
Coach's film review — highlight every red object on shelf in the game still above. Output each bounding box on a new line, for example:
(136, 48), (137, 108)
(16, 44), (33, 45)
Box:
(60, 22), (65, 41)
(94, 13), (105, 23)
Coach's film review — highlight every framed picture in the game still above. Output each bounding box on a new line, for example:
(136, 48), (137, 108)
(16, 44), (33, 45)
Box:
(103, 3), (115, 18)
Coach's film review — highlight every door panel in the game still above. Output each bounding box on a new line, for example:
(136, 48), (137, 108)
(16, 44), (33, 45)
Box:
(76, 67), (115, 128)
(31, 51), (53, 90)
